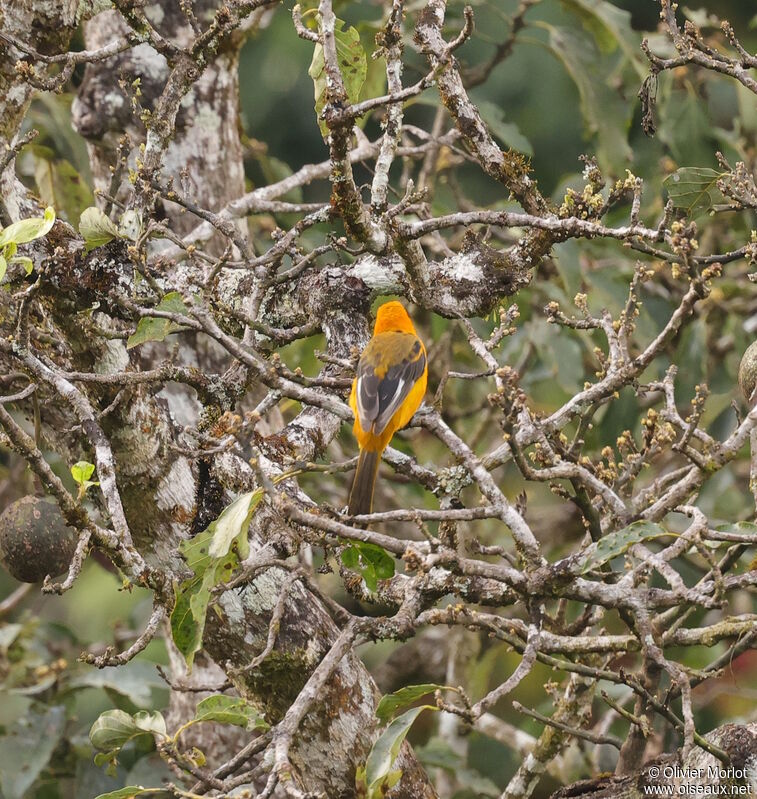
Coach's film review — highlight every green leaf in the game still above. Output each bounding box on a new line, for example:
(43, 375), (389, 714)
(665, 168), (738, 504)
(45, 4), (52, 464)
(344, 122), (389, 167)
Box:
(171, 491), (263, 667)
(71, 460), (97, 486)
(542, 24), (632, 171)
(340, 541), (395, 592)
(33, 147), (94, 224)
(663, 167), (727, 215)
(364, 706), (434, 796)
(0, 254), (6, 282)
(89, 710), (141, 751)
(126, 292), (189, 350)
(358, 543), (394, 579)
(376, 684), (450, 724)
(580, 520), (667, 574)
(0, 704), (66, 799)
(94, 788), (152, 799)
(0, 207), (55, 248)
(560, 0), (644, 72)
(79, 206), (119, 250)
(169, 572), (206, 669)
(714, 521), (757, 535)
(476, 100), (533, 156)
(341, 546), (359, 569)
(362, 563), (378, 592)
(308, 17), (367, 138)
(192, 696), (269, 730)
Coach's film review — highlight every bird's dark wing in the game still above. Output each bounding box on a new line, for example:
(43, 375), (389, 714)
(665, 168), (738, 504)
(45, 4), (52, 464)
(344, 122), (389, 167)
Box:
(356, 333), (426, 435)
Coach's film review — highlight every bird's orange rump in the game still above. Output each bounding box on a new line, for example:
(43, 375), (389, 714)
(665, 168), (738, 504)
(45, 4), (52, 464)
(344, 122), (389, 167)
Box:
(348, 301), (427, 516)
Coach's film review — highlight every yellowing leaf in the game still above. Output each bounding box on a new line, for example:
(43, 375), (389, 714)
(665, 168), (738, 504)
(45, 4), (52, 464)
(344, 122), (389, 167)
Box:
(0, 207), (56, 248)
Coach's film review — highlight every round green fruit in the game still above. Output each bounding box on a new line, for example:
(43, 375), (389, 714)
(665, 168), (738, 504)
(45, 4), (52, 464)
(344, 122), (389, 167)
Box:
(0, 496), (78, 583)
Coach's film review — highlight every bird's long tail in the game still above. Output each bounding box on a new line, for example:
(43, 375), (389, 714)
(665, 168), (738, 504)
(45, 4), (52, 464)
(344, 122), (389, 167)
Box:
(348, 449), (381, 517)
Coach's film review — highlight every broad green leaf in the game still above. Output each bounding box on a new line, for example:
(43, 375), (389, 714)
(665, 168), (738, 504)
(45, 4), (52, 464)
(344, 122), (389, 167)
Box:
(476, 100), (533, 156)
(0, 254), (6, 282)
(341, 546), (359, 568)
(192, 696), (268, 730)
(580, 520), (667, 574)
(33, 147), (93, 224)
(365, 706), (434, 796)
(207, 489), (261, 559)
(308, 17), (367, 138)
(708, 521), (757, 548)
(170, 572), (206, 669)
(340, 541), (395, 592)
(714, 521), (757, 535)
(542, 24), (632, 171)
(376, 684), (450, 724)
(0, 207), (55, 248)
(0, 704), (65, 799)
(358, 543), (394, 579)
(126, 292), (189, 349)
(171, 491), (262, 667)
(362, 563), (378, 592)
(89, 710), (141, 751)
(657, 84), (713, 165)
(663, 167), (727, 215)
(560, 0), (644, 73)
(79, 206), (119, 249)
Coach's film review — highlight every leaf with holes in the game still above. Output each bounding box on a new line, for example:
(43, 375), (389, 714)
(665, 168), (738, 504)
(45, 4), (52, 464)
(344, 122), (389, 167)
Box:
(308, 17), (366, 138)
(171, 492), (262, 667)
(663, 167), (728, 214)
(191, 696), (269, 731)
(580, 521), (667, 574)
(340, 541), (394, 592)
(126, 292), (189, 349)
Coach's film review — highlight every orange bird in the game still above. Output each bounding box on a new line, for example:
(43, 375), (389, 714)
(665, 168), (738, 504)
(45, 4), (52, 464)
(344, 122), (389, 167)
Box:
(348, 301), (427, 516)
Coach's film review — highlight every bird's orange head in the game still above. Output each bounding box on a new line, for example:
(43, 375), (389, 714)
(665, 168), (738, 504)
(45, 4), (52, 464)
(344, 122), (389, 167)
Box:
(373, 301), (416, 335)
